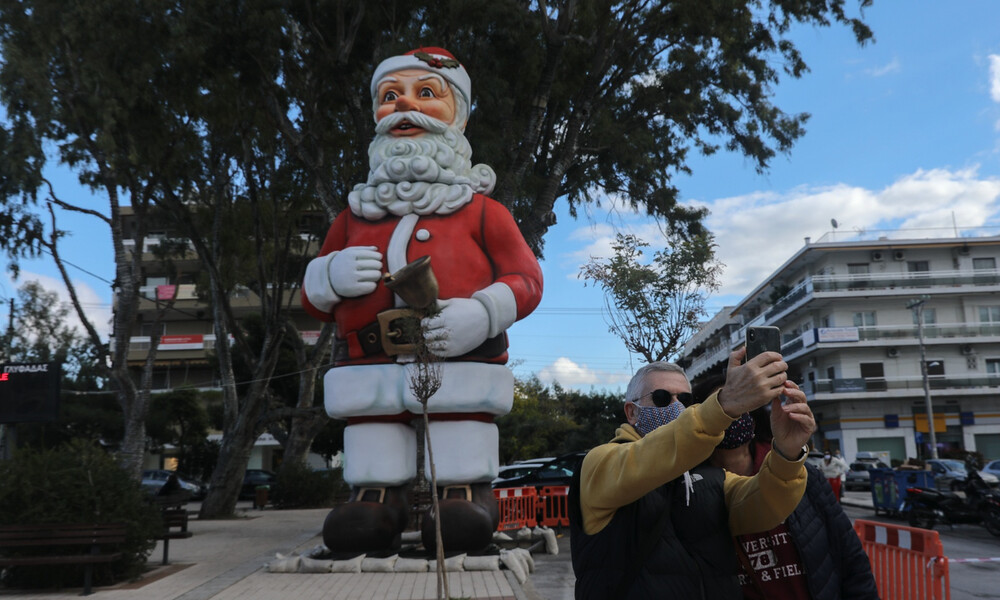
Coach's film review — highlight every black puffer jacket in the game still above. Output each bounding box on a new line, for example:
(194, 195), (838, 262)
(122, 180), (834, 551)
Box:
(786, 464), (879, 599)
(571, 464), (741, 599)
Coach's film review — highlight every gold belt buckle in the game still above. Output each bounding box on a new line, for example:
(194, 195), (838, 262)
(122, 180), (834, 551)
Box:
(376, 308), (422, 355)
(442, 484), (473, 501)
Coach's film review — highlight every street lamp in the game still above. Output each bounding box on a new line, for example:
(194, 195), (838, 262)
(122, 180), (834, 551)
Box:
(907, 297), (938, 459)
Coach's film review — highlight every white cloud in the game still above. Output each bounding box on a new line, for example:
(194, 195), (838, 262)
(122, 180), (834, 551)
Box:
(537, 357), (631, 390)
(989, 54), (1000, 103)
(703, 167), (1000, 299)
(989, 54), (1000, 130)
(865, 57), (901, 78)
(3, 272), (112, 343)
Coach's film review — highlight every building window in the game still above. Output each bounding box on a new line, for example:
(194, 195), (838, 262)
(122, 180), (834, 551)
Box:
(986, 359), (1000, 378)
(923, 360), (945, 389)
(986, 358), (1000, 380)
(980, 306), (1000, 323)
(854, 311), (876, 327)
(848, 263), (870, 289)
(912, 307), (936, 325)
(140, 322), (167, 337)
(860, 362), (886, 391)
(973, 257), (996, 285)
(908, 260), (930, 278)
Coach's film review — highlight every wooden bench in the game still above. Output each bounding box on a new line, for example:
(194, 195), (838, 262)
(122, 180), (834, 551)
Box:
(155, 507), (193, 565)
(0, 523), (126, 596)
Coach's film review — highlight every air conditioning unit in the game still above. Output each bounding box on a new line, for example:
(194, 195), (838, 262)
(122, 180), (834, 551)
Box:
(886, 347), (900, 358)
(892, 250), (906, 261)
(871, 250), (885, 262)
(961, 344), (976, 356)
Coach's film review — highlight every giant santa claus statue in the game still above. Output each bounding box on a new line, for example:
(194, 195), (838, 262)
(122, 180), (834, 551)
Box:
(302, 47), (543, 555)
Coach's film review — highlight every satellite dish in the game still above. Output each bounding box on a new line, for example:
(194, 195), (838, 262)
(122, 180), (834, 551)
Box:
(831, 219), (839, 229)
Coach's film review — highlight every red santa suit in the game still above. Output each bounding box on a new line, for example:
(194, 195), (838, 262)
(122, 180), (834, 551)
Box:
(302, 193), (543, 487)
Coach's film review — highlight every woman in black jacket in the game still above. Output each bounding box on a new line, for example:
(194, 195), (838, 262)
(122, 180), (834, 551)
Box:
(709, 414), (879, 599)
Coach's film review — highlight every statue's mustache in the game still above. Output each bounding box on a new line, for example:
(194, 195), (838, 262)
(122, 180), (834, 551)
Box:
(375, 111), (450, 135)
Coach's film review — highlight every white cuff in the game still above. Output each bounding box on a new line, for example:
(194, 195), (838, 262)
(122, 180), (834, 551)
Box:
(303, 252), (341, 313)
(472, 283), (517, 338)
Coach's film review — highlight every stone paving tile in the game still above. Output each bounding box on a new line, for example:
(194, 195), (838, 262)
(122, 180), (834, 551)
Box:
(0, 507), (524, 600)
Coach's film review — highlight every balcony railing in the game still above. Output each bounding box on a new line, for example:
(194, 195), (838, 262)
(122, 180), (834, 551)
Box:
(684, 342), (732, 377)
(808, 375), (1000, 396)
(843, 322), (1000, 342)
(811, 268), (999, 293)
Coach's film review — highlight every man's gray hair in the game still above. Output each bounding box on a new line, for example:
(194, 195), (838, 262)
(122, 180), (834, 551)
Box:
(625, 362), (689, 403)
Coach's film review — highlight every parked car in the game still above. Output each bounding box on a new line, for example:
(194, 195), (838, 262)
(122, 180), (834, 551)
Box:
(844, 461), (889, 491)
(983, 459), (1000, 480)
(492, 461), (550, 486)
(491, 451), (587, 490)
(241, 469), (278, 499)
(142, 469), (207, 499)
(925, 458), (999, 491)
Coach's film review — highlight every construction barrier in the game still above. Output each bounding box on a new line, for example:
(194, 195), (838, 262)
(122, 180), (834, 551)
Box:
(494, 487), (538, 531)
(537, 485), (570, 527)
(853, 519), (949, 600)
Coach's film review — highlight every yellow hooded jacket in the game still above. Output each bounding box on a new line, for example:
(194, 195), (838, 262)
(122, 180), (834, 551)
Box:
(580, 391), (807, 536)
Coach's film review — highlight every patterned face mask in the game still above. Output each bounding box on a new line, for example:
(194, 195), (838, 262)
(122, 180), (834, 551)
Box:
(632, 399), (685, 436)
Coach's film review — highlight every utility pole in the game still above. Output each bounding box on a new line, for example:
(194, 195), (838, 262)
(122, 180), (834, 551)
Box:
(2, 298), (12, 362)
(907, 297), (938, 459)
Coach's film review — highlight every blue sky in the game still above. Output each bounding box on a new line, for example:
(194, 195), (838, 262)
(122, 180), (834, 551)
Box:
(4, 1), (1000, 393)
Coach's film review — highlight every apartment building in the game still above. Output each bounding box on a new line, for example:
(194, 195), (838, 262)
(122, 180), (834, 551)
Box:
(115, 207), (327, 470)
(678, 231), (1000, 464)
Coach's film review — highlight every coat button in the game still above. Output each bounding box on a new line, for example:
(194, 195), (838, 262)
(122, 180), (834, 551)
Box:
(415, 229), (431, 241)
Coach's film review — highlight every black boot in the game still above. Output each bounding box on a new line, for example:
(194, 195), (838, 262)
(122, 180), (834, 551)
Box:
(421, 482), (498, 554)
(323, 484), (410, 557)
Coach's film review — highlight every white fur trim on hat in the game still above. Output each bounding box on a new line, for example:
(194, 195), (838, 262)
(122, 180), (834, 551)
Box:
(371, 49), (471, 122)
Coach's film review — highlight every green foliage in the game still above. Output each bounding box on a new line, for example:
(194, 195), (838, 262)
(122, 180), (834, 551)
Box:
(181, 439), (222, 484)
(580, 231), (723, 362)
(270, 462), (348, 509)
(2, 280), (102, 387)
(497, 375), (624, 462)
(13, 391), (123, 450)
(146, 390), (211, 464)
(0, 440), (159, 589)
(408, 0), (873, 254)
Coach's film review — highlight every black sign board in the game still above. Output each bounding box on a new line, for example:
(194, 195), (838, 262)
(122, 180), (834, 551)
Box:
(0, 362), (61, 424)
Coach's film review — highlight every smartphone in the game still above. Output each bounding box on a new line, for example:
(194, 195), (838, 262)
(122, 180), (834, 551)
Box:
(746, 326), (781, 361)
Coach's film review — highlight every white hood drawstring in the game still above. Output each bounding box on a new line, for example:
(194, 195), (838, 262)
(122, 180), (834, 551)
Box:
(683, 470), (694, 505)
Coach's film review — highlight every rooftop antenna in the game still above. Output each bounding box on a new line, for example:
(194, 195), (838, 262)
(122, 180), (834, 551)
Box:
(831, 218), (839, 230)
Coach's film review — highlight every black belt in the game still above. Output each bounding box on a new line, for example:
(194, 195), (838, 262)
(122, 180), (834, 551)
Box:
(334, 326), (507, 362)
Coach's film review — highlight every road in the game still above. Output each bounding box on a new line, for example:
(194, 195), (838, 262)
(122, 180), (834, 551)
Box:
(523, 495), (1000, 600)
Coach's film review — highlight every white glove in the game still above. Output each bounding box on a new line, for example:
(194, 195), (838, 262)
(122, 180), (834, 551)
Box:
(328, 246), (383, 298)
(422, 297), (490, 357)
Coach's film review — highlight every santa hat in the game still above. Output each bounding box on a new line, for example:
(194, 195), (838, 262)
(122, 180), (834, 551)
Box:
(371, 47), (471, 127)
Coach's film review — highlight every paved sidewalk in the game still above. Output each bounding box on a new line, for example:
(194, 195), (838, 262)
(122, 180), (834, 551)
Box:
(0, 506), (527, 600)
(0, 491), (877, 599)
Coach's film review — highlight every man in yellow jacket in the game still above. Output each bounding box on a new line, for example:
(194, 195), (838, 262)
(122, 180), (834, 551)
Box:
(571, 348), (816, 599)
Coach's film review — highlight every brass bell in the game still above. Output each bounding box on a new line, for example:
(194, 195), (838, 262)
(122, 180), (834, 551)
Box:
(383, 255), (439, 310)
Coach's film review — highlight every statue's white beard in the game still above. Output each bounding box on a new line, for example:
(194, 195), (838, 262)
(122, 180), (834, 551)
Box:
(348, 112), (497, 220)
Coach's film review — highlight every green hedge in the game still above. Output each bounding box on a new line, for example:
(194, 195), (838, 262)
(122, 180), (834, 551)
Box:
(271, 463), (348, 509)
(0, 440), (160, 591)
